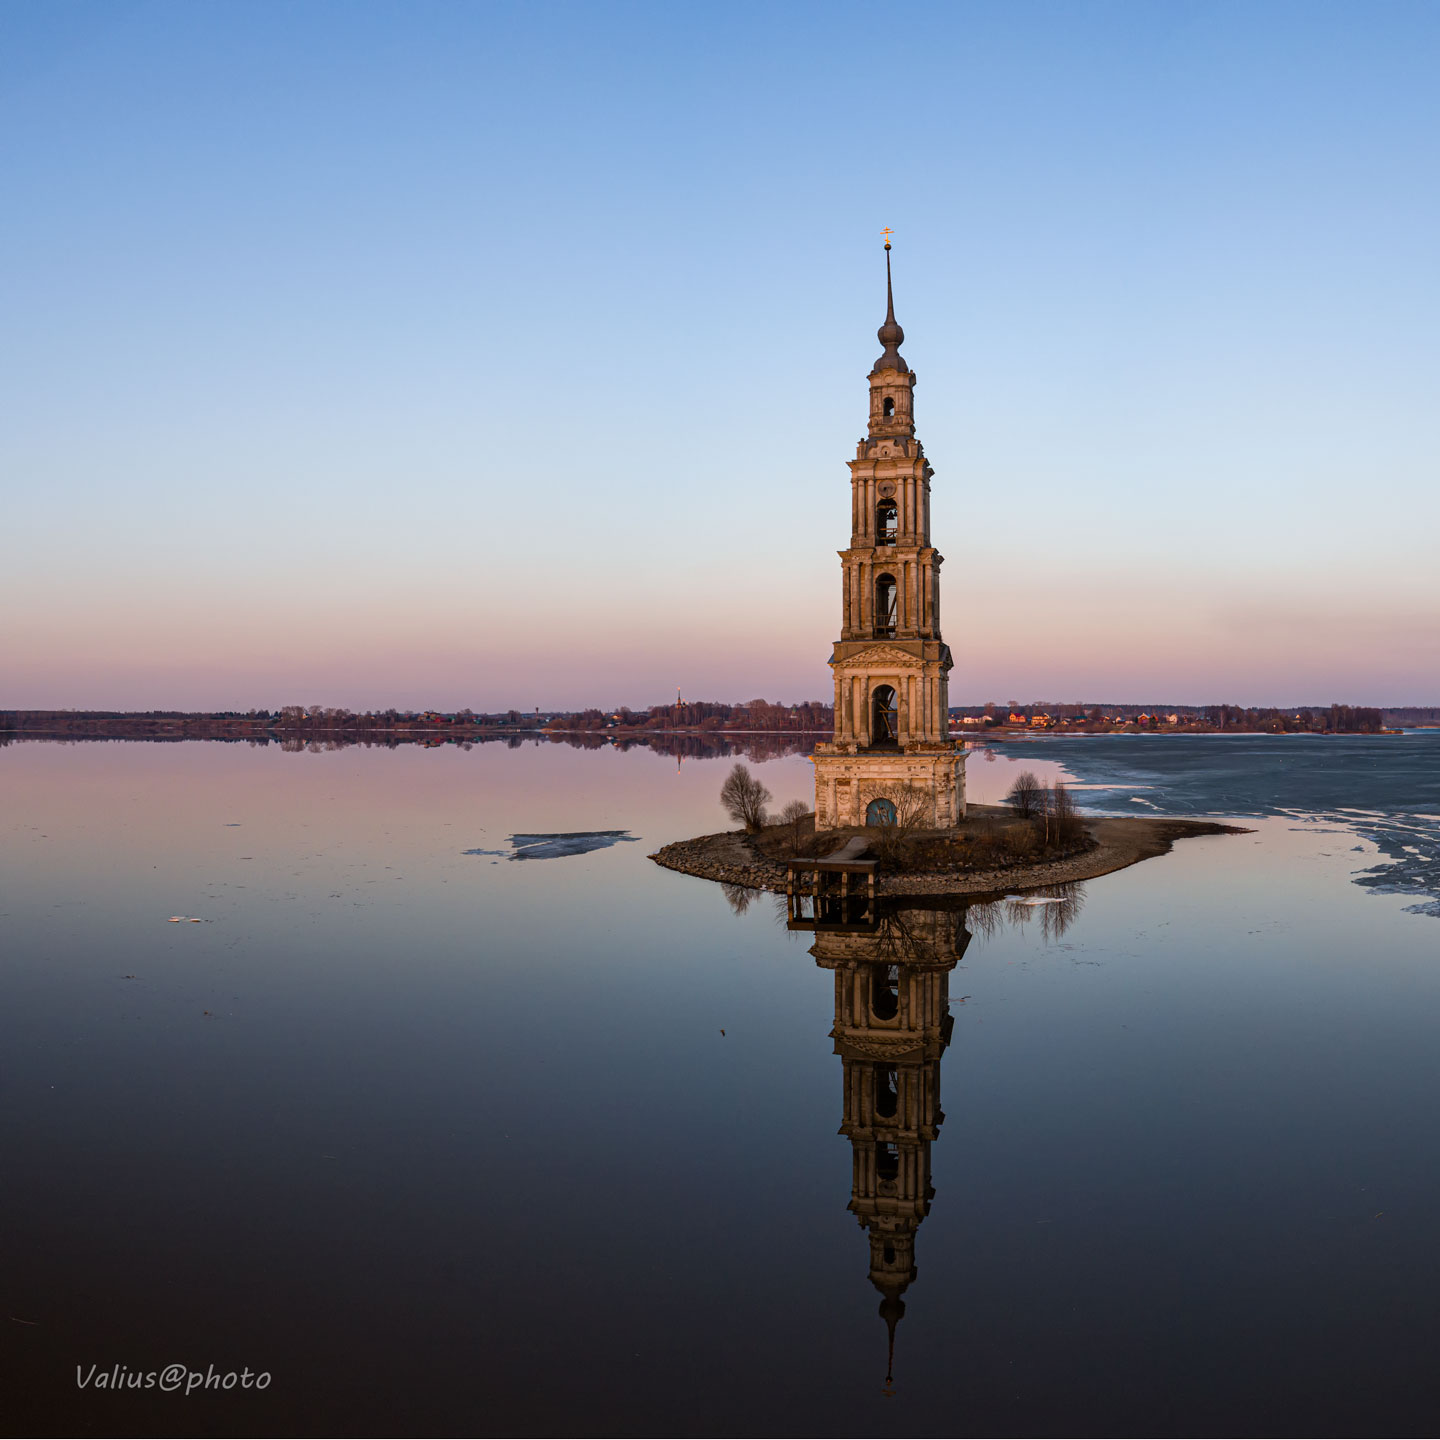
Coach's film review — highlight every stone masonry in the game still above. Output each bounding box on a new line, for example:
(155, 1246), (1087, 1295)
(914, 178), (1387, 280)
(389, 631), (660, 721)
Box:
(812, 244), (966, 830)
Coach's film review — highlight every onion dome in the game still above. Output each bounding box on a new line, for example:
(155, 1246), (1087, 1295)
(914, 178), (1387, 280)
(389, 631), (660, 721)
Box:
(874, 243), (908, 373)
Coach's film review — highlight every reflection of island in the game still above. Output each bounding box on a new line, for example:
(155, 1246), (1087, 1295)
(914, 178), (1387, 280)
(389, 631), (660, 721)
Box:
(787, 886), (1081, 1388)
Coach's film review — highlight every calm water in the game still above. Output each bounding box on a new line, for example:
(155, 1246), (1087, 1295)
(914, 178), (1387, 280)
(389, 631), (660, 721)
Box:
(4, 734), (1440, 1437)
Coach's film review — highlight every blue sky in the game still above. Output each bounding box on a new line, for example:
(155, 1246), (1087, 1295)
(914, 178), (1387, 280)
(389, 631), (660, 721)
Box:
(2, 0), (1437, 709)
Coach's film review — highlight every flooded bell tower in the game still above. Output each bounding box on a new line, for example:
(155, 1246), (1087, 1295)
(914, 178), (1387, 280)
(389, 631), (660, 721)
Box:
(812, 235), (966, 830)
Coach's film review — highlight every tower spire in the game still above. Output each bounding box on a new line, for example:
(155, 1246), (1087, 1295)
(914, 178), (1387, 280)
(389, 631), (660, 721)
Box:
(880, 1292), (905, 1394)
(875, 231), (907, 373)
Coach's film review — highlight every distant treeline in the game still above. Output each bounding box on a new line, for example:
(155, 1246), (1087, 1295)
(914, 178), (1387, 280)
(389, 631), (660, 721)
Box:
(1199, 704), (1385, 733)
(952, 702), (1389, 733)
(0, 699), (833, 741)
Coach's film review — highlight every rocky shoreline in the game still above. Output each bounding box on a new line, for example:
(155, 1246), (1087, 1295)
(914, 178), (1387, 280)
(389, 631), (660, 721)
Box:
(649, 815), (1247, 899)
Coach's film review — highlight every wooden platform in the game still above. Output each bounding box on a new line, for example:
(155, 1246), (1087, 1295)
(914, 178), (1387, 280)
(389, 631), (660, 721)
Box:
(786, 836), (878, 929)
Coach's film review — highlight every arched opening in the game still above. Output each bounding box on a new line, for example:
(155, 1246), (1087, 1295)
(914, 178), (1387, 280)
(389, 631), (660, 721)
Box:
(866, 796), (896, 825)
(871, 963), (900, 1021)
(874, 1062), (898, 1119)
(876, 1141), (900, 1183)
(874, 574), (897, 638)
(883, 1243), (896, 1265)
(882, 396), (895, 418)
(875, 499), (897, 546)
(870, 686), (898, 747)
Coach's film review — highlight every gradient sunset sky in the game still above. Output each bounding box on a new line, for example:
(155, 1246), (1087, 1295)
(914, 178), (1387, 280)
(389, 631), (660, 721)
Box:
(3, 0), (1437, 710)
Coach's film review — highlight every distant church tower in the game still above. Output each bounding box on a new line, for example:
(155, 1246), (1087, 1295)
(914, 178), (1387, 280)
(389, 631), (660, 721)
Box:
(812, 238), (965, 830)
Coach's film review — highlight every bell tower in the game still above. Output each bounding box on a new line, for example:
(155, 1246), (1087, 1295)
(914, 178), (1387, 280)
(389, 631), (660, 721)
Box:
(812, 237), (966, 830)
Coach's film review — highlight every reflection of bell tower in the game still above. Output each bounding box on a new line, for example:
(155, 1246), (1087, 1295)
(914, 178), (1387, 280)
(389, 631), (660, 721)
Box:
(811, 236), (966, 831)
(794, 899), (970, 1388)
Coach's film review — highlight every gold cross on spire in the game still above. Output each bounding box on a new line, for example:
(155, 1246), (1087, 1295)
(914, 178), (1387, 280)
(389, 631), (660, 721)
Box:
(881, 226), (894, 249)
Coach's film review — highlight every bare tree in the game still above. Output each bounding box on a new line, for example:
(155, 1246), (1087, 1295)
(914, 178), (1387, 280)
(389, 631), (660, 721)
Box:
(869, 784), (931, 865)
(1051, 781), (1082, 844)
(1037, 780), (1083, 847)
(777, 798), (812, 856)
(720, 763), (772, 832)
(1004, 770), (1044, 819)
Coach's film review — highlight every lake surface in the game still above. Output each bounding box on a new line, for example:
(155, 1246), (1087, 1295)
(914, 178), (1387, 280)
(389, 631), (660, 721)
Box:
(4, 733), (1440, 1437)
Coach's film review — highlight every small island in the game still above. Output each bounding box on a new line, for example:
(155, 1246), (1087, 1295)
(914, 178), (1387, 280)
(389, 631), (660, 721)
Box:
(651, 785), (1244, 902)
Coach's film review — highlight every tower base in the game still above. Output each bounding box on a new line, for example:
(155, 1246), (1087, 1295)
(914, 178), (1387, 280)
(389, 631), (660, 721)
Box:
(812, 744), (966, 831)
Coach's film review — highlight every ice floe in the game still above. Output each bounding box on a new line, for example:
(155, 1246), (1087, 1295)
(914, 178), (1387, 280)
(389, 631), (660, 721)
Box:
(465, 831), (639, 861)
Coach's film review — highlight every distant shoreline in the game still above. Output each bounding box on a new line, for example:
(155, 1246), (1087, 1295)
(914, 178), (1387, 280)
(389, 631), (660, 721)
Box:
(975, 725), (1410, 739)
(0, 718), (1409, 743)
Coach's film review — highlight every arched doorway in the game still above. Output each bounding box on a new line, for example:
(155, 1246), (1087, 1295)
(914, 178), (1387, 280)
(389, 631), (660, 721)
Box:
(870, 686), (898, 748)
(866, 796), (897, 826)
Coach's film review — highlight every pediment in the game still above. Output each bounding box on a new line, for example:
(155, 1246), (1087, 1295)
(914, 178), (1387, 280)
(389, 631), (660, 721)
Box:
(840, 644), (923, 670)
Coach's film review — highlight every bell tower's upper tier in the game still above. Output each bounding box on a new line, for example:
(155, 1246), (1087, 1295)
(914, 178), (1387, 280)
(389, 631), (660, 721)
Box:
(867, 243), (917, 441)
(843, 242), (937, 575)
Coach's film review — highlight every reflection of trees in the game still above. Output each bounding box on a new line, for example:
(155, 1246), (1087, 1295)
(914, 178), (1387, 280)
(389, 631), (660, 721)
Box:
(966, 882), (1084, 943)
(720, 883), (755, 916)
(0, 730), (819, 762)
(265, 732), (818, 761)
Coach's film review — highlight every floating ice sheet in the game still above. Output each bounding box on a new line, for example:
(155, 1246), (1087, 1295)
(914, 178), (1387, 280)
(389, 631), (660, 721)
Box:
(465, 831), (639, 861)
(989, 731), (1440, 918)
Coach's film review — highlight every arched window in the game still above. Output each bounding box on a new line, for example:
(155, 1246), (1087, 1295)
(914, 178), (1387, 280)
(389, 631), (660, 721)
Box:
(875, 499), (897, 546)
(876, 1141), (900, 1182)
(870, 686), (898, 747)
(882, 396), (895, 418)
(871, 964), (900, 1021)
(874, 574), (897, 638)
(875, 1063), (898, 1119)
